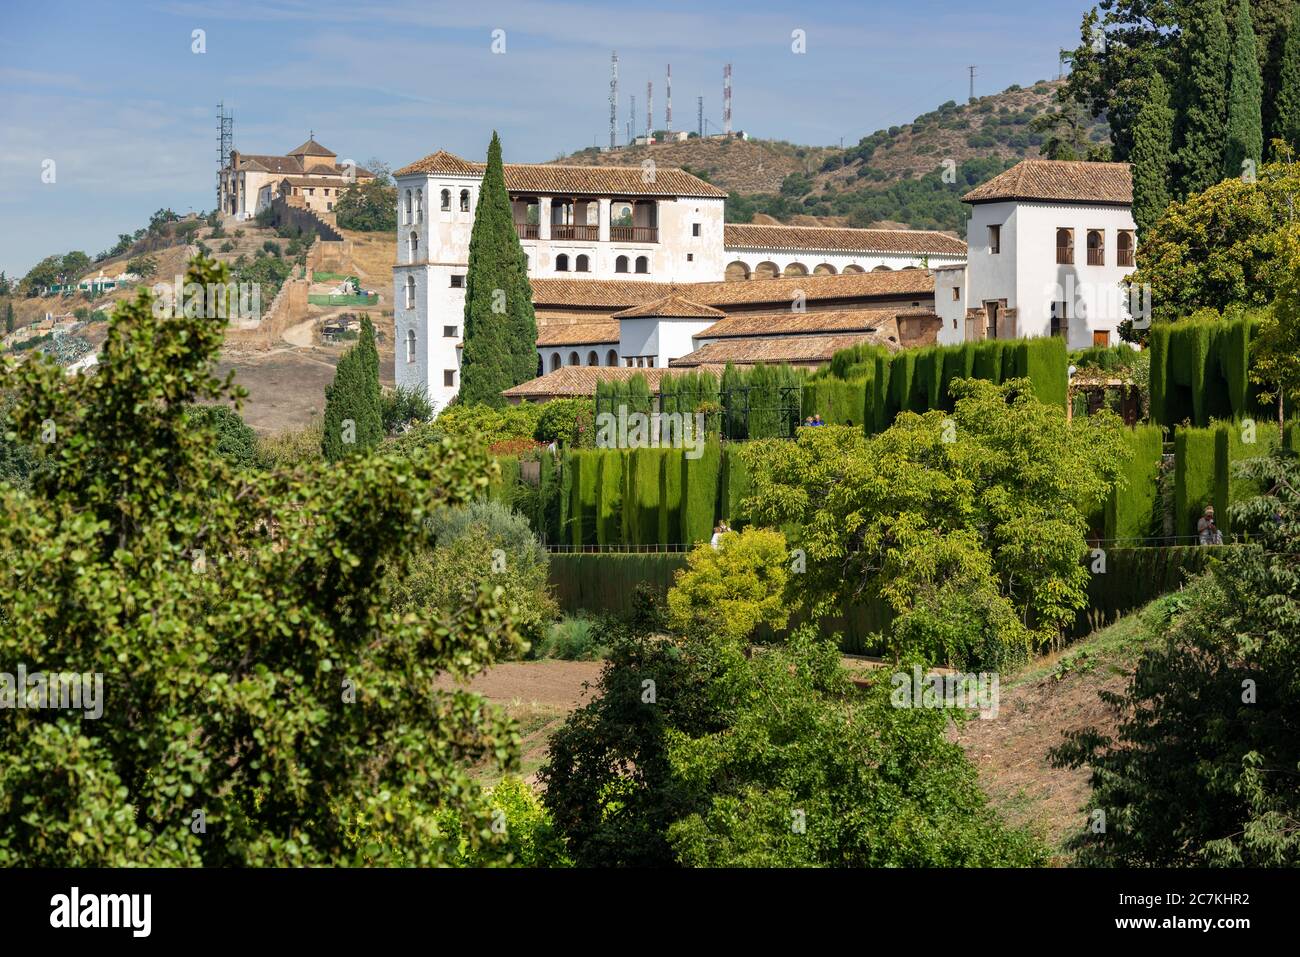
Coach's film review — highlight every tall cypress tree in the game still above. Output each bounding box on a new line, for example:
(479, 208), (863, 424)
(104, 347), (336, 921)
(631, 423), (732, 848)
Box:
(1276, 3), (1300, 152)
(321, 329), (382, 461)
(1174, 0), (1231, 196)
(1225, 0), (1265, 178)
(4, 301), (13, 335)
(460, 132), (538, 407)
(1131, 72), (1176, 237)
(1252, 0), (1294, 144)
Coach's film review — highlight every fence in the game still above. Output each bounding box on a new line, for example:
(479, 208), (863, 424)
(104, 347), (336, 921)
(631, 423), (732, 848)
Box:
(308, 293), (378, 306)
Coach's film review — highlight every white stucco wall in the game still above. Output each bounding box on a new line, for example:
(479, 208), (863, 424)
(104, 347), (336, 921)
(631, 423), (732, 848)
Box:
(932, 264), (967, 346)
(723, 248), (964, 278)
(619, 316), (715, 367)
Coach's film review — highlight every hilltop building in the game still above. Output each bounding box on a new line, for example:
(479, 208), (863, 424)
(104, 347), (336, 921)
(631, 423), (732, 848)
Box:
(391, 150), (1137, 406)
(218, 137), (375, 220)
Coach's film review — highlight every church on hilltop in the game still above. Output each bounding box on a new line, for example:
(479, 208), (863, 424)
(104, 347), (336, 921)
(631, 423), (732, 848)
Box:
(217, 136), (375, 220)
(390, 149), (1139, 409)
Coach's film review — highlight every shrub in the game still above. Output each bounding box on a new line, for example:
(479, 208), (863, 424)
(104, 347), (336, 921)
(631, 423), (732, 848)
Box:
(535, 615), (608, 660)
(187, 404), (259, 471)
(667, 528), (792, 642)
(381, 384), (434, 434)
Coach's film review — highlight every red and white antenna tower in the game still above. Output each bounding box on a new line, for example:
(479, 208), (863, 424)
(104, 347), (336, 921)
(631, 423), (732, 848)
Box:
(723, 63), (733, 136)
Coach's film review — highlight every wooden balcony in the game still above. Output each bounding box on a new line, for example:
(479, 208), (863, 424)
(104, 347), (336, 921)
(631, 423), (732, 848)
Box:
(551, 224), (599, 241)
(610, 225), (658, 243)
(1056, 245), (1074, 265)
(514, 223), (539, 240)
(1087, 247), (1105, 266)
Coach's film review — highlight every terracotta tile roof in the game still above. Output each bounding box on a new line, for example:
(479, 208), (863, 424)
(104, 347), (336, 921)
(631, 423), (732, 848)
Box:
(612, 294), (727, 319)
(289, 138), (336, 157)
(670, 333), (896, 367)
(962, 160), (1133, 205)
(724, 223), (966, 256)
(279, 175), (348, 187)
(536, 322), (621, 346)
(697, 308), (909, 339)
(239, 154), (305, 175)
(395, 150), (727, 197)
(502, 364), (723, 399)
(530, 270), (935, 310)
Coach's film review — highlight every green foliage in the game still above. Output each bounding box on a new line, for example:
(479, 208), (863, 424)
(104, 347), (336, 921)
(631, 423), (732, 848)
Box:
(1225, 0), (1264, 178)
(546, 553), (686, 615)
(0, 256), (528, 865)
(595, 451), (623, 546)
(1131, 72), (1176, 236)
(334, 178), (398, 232)
(657, 449), (683, 545)
(421, 401), (542, 449)
(679, 440), (722, 544)
(667, 528), (792, 642)
(744, 379), (1130, 665)
(1251, 226), (1300, 419)
(255, 424), (323, 470)
(380, 384), (434, 435)
(532, 397), (595, 446)
(1173, 0), (1230, 196)
(1054, 450), (1300, 865)
(1105, 425), (1165, 542)
(1214, 419), (1281, 532)
(535, 616), (608, 661)
(1148, 313), (1263, 425)
(459, 133), (538, 406)
(321, 317), (382, 460)
(186, 404), (259, 471)
(1275, 2), (1300, 147)
(1174, 425), (1218, 536)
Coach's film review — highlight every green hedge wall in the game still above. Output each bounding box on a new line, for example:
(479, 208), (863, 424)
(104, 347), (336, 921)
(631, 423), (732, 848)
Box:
(1105, 425), (1164, 542)
(1150, 316), (1262, 427)
(1174, 427), (1218, 538)
(624, 448), (662, 545)
(1214, 421), (1280, 534)
(1072, 546), (1220, 636)
(801, 378), (870, 426)
(548, 553), (688, 615)
(721, 444), (753, 528)
(657, 449), (683, 545)
(596, 451), (623, 546)
(680, 440), (722, 544)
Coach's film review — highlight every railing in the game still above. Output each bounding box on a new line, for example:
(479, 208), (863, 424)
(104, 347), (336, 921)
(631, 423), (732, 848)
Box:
(514, 223), (539, 240)
(1056, 245), (1074, 265)
(610, 225), (658, 243)
(551, 224), (598, 241)
(1087, 247), (1105, 266)
(1117, 249), (1135, 267)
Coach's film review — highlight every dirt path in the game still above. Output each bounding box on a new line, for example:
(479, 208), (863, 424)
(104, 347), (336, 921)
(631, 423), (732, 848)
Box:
(437, 660), (603, 709)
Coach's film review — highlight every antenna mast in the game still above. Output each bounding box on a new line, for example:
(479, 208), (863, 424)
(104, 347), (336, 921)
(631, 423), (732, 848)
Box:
(723, 64), (732, 135)
(216, 101), (233, 205)
(609, 51), (618, 149)
(646, 81), (653, 139)
(697, 96), (704, 137)
(666, 64), (672, 134)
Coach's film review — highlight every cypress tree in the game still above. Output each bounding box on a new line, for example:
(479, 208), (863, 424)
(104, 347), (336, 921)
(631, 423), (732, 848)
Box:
(1131, 72), (1176, 238)
(459, 132), (538, 407)
(1225, 0), (1265, 178)
(1276, 2), (1300, 152)
(1253, 0), (1293, 144)
(1174, 0), (1231, 197)
(4, 301), (13, 335)
(321, 330), (382, 461)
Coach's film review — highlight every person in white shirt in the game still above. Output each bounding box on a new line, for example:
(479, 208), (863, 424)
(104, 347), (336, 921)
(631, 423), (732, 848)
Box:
(709, 525), (722, 549)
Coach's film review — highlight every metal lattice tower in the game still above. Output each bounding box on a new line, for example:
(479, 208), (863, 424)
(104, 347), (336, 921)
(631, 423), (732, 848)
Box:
(609, 52), (619, 149)
(968, 65), (977, 102)
(723, 64), (732, 135)
(697, 96), (704, 137)
(216, 102), (233, 202)
(646, 81), (652, 138)
(630, 95), (636, 142)
(665, 64), (672, 134)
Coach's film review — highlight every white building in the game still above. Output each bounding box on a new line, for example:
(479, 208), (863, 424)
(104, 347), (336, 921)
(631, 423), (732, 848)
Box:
(723, 223), (966, 280)
(218, 138), (374, 220)
(961, 160), (1137, 349)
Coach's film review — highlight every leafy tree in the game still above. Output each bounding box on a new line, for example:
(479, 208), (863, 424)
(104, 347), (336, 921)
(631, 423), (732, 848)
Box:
(127, 255), (158, 280)
(380, 384), (434, 434)
(1030, 103), (1095, 160)
(186, 404), (260, 471)
(1130, 72), (1176, 236)
(1224, 0), (1264, 179)
(4, 300), (14, 334)
(1253, 0), (1294, 144)
(1127, 158), (1298, 323)
(532, 397), (595, 446)
(1276, 2), (1300, 149)
(460, 133), (538, 406)
(742, 379), (1128, 666)
(0, 255), (527, 865)
(334, 176), (397, 232)
(321, 317), (382, 460)
(1174, 0), (1231, 197)
(1251, 225), (1300, 424)
(1061, 1), (1181, 161)
(20, 256), (62, 295)
(666, 528), (792, 642)
(1053, 449), (1300, 866)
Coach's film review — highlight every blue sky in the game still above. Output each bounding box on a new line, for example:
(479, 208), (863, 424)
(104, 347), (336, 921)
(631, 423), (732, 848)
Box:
(0, 0), (1092, 278)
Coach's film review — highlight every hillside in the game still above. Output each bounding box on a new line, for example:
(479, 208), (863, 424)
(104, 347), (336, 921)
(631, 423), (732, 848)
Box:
(556, 79), (1109, 235)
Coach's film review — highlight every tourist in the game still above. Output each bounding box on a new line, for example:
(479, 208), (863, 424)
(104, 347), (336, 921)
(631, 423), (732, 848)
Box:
(1197, 506), (1223, 546)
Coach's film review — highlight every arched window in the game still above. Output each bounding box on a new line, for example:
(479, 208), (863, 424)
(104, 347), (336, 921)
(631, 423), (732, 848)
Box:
(405, 274), (415, 308)
(408, 231), (419, 261)
(415, 189), (423, 223)
(575, 254), (590, 272)
(1087, 229), (1104, 266)
(606, 349), (618, 366)
(1118, 230), (1135, 267)
(568, 351), (580, 366)
(555, 254), (570, 272)
(634, 256), (649, 274)
(725, 261), (751, 281)
(615, 255), (629, 273)
(813, 263), (837, 275)
(842, 264), (865, 274)
(405, 328), (416, 363)
(440, 189), (451, 211)
(783, 262), (809, 277)
(754, 261), (779, 279)
(403, 189), (412, 224)
(550, 352), (561, 372)
(871, 265), (894, 272)
(1056, 228), (1075, 265)
(587, 350), (599, 366)
(459, 189), (470, 212)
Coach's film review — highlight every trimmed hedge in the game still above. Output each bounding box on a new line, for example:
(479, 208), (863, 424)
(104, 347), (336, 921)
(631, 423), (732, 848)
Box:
(801, 378), (869, 426)
(1072, 546), (1220, 637)
(1174, 427), (1217, 538)
(596, 451), (623, 546)
(548, 552), (687, 615)
(1149, 316), (1263, 427)
(721, 444), (753, 528)
(680, 440), (722, 544)
(1104, 425), (1164, 543)
(1214, 421), (1280, 534)
(657, 449), (683, 545)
